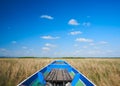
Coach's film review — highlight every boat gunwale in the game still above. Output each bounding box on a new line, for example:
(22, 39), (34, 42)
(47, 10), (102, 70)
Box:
(66, 60), (96, 86)
(17, 60), (96, 86)
(17, 60), (55, 86)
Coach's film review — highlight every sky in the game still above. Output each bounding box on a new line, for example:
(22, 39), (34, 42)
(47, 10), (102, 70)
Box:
(0, 0), (120, 57)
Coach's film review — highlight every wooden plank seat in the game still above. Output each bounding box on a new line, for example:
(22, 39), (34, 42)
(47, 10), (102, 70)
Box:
(45, 69), (72, 86)
(55, 62), (65, 64)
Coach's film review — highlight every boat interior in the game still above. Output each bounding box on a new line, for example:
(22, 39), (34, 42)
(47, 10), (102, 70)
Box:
(19, 60), (94, 86)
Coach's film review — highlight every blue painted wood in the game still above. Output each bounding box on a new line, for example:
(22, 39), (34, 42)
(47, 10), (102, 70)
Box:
(20, 72), (38, 85)
(71, 73), (80, 86)
(17, 60), (95, 86)
(38, 72), (46, 85)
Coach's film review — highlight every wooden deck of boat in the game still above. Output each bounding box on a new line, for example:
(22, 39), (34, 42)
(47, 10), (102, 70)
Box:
(45, 69), (72, 86)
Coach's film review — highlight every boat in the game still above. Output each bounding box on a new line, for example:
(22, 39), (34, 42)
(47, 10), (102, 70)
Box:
(17, 60), (95, 86)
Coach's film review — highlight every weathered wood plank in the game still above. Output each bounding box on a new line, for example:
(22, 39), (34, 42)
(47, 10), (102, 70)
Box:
(57, 69), (64, 81)
(45, 69), (72, 82)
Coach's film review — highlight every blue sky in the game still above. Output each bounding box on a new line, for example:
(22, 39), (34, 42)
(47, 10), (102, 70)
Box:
(0, 0), (120, 57)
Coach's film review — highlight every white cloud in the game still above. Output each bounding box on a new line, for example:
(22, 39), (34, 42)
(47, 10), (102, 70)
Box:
(22, 46), (27, 49)
(75, 38), (93, 42)
(93, 46), (100, 49)
(68, 19), (79, 26)
(69, 31), (82, 35)
(40, 15), (53, 20)
(89, 43), (95, 46)
(99, 41), (108, 44)
(42, 47), (50, 51)
(0, 48), (7, 52)
(12, 41), (17, 44)
(0, 48), (8, 56)
(89, 41), (108, 46)
(83, 46), (88, 49)
(45, 43), (56, 47)
(41, 43), (56, 53)
(41, 35), (59, 40)
(74, 44), (79, 47)
(83, 22), (91, 27)
(29, 49), (33, 51)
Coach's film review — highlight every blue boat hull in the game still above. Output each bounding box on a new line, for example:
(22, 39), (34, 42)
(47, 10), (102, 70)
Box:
(17, 60), (95, 86)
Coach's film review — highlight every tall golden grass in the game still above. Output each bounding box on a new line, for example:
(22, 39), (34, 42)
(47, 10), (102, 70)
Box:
(0, 58), (120, 86)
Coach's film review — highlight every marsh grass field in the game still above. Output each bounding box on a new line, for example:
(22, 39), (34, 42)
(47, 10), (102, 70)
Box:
(0, 58), (120, 86)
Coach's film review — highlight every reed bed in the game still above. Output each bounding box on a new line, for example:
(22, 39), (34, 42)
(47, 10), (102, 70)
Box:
(0, 58), (119, 86)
